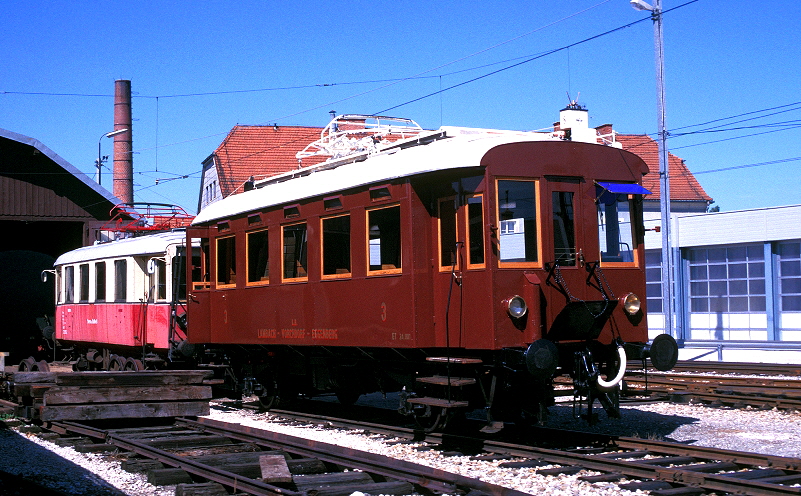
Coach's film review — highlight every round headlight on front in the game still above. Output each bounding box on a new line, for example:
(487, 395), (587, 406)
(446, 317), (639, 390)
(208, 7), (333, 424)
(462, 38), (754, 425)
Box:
(506, 296), (528, 319)
(622, 293), (641, 315)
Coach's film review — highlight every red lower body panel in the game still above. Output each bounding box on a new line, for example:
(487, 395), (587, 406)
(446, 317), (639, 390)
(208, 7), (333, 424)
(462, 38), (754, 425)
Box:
(55, 303), (171, 351)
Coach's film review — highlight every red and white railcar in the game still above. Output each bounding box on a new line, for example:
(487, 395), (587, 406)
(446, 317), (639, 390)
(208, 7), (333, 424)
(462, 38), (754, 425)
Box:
(52, 229), (193, 370)
(185, 114), (679, 427)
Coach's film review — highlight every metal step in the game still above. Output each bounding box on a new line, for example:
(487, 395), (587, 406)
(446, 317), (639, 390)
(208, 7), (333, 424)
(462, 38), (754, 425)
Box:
(406, 397), (469, 408)
(425, 357), (483, 364)
(416, 375), (476, 387)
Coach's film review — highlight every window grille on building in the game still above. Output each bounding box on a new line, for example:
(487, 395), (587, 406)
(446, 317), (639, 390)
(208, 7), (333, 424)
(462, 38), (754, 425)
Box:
(779, 241), (801, 335)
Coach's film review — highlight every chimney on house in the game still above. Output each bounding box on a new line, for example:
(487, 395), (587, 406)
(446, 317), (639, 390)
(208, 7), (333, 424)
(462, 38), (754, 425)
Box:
(113, 80), (133, 204)
(558, 101), (598, 144)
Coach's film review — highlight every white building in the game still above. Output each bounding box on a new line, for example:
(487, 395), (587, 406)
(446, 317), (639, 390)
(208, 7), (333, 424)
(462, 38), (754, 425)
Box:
(646, 205), (801, 363)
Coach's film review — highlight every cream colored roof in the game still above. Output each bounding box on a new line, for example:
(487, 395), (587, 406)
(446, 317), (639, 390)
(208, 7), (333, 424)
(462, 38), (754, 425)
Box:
(54, 230), (189, 266)
(193, 128), (557, 226)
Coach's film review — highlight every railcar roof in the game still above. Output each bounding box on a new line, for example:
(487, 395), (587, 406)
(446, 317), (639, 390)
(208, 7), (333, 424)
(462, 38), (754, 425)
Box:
(192, 128), (559, 226)
(54, 230), (189, 266)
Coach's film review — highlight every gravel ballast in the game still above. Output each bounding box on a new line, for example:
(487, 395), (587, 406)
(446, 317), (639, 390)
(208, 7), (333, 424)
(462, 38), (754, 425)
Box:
(1, 399), (800, 495)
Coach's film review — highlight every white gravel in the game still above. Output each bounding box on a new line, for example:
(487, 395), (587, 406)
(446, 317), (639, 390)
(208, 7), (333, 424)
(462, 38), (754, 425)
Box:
(2, 399), (800, 495)
(0, 426), (173, 495)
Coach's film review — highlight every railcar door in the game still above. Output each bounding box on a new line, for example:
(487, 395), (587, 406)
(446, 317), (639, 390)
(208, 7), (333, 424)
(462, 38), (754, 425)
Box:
(433, 178), (491, 350)
(186, 232), (212, 344)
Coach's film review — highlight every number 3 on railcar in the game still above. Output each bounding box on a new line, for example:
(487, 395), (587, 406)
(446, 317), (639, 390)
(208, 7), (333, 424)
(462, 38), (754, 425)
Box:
(186, 117), (679, 430)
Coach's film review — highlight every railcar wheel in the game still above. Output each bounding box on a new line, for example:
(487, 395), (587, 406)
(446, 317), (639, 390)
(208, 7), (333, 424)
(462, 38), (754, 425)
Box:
(124, 358), (144, 371)
(258, 393), (279, 410)
(18, 357), (36, 372)
(414, 406), (461, 433)
(34, 360), (50, 372)
(415, 407), (445, 433)
(256, 374), (281, 410)
(108, 355), (126, 371)
(335, 389), (361, 406)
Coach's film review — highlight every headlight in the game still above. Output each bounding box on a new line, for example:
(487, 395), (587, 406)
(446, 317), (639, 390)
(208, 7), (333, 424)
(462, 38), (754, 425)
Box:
(622, 293), (641, 315)
(506, 296), (528, 319)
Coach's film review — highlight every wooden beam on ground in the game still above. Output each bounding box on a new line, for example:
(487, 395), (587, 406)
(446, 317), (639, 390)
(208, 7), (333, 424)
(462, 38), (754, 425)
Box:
(43, 385), (212, 405)
(40, 401), (210, 421)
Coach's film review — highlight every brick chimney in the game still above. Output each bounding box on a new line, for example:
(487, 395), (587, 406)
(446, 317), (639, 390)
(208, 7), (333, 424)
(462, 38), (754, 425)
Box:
(113, 80), (133, 204)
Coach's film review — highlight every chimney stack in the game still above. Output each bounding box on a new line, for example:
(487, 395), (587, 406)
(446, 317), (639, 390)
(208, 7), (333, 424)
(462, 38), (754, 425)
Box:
(113, 80), (133, 204)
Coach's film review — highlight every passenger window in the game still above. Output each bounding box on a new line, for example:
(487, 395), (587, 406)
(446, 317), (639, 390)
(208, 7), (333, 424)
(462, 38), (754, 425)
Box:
(95, 262), (106, 302)
(553, 191), (576, 266)
(282, 223), (308, 281)
(322, 214), (351, 277)
(438, 197), (457, 269)
(247, 229), (270, 285)
(597, 191), (637, 265)
(64, 266), (75, 303)
(497, 180), (539, 265)
(216, 235), (237, 287)
(368, 205), (401, 274)
(467, 195), (485, 267)
(79, 263), (89, 302)
(114, 260), (127, 301)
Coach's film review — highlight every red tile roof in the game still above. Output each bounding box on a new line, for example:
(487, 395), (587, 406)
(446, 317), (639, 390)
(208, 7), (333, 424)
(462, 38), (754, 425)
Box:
(613, 133), (712, 203)
(211, 125), (326, 197)
(210, 123), (711, 204)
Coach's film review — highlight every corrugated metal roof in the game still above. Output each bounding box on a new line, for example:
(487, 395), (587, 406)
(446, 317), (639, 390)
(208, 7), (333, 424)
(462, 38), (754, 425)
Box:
(0, 128), (122, 208)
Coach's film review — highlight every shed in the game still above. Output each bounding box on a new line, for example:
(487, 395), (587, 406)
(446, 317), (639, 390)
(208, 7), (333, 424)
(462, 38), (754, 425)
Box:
(0, 128), (121, 360)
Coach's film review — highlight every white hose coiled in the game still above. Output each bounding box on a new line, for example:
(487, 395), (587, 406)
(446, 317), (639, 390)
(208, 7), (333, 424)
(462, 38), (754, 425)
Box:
(595, 346), (627, 392)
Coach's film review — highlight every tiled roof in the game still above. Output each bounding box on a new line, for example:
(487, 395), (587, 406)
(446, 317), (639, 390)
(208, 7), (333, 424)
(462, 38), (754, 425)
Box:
(614, 133), (712, 203)
(211, 125), (326, 197)
(210, 123), (711, 204)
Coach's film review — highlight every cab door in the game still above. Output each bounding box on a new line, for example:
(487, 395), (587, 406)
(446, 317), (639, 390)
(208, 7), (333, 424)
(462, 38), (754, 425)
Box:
(544, 177), (592, 300)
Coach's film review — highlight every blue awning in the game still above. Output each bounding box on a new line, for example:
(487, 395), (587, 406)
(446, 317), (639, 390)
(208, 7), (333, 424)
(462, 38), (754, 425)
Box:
(596, 181), (651, 195)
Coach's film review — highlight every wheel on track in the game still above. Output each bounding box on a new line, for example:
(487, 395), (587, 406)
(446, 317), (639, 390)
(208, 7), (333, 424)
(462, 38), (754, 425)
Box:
(124, 357), (144, 371)
(257, 376), (281, 410)
(335, 389), (361, 407)
(17, 357), (36, 372)
(414, 406), (462, 433)
(108, 355), (126, 371)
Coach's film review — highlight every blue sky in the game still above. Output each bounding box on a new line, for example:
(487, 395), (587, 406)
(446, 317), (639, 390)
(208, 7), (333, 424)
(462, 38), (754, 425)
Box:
(2, 0), (799, 214)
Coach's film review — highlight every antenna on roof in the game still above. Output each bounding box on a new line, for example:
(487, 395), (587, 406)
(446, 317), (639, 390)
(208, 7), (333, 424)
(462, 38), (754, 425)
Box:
(565, 91), (582, 109)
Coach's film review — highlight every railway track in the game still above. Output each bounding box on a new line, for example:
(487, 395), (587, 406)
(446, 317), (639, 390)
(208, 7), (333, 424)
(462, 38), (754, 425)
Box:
(664, 361), (801, 376)
(623, 360), (801, 411)
(47, 417), (530, 495)
(229, 408), (801, 496)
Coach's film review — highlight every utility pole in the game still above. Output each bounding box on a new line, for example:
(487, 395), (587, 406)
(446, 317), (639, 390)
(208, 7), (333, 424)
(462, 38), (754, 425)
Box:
(631, 0), (675, 339)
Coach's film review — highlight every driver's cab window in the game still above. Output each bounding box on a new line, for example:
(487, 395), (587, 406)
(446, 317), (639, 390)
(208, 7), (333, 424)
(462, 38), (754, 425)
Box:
(596, 183), (642, 266)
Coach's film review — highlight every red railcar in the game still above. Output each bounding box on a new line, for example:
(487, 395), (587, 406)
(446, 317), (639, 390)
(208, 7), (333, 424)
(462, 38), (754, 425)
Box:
(46, 206), (196, 372)
(185, 116), (678, 428)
